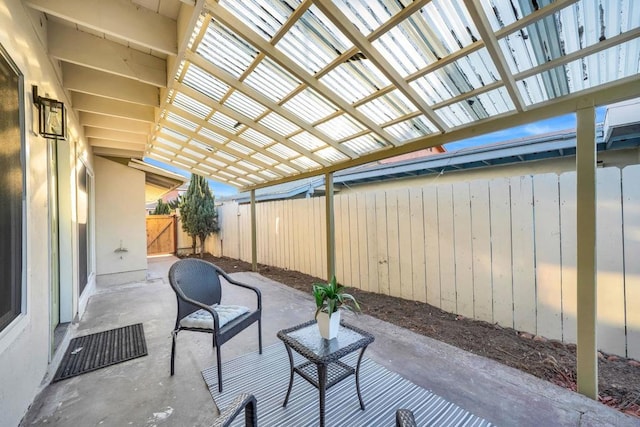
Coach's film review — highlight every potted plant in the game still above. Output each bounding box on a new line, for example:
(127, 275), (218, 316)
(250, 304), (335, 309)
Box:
(313, 276), (360, 340)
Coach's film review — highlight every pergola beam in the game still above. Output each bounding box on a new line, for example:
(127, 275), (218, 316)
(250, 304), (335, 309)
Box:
(92, 146), (144, 158)
(463, 0), (525, 112)
(80, 112), (151, 134)
(172, 82), (329, 168)
(166, 83), (314, 171)
(315, 0), (448, 133)
(47, 21), (167, 87)
(185, 51), (359, 159)
(205, 0), (398, 147)
(63, 63), (160, 107)
(89, 138), (146, 152)
(157, 113), (285, 176)
(26, 0), (177, 55)
(71, 92), (156, 122)
(84, 127), (148, 144)
(155, 126), (271, 182)
(241, 75), (640, 191)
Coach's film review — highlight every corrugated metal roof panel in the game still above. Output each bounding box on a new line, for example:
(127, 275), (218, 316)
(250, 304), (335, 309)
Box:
(148, 0), (640, 190)
(320, 58), (392, 103)
(219, 0), (298, 41)
(283, 88), (338, 123)
(316, 114), (365, 140)
(197, 20), (258, 78)
(275, 5), (353, 74)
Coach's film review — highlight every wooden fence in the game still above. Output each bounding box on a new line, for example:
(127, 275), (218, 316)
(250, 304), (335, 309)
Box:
(204, 166), (640, 359)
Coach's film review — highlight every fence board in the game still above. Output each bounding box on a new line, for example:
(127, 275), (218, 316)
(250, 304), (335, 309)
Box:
(623, 165), (640, 359)
(409, 187), (427, 303)
(437, 184), (456, 313)
(375, 191), (390, 295)
(364, 193), (378, 293)
(559, 172), (577, 344)
(357, 193), (370, 292)
(386, 190), (401, 297)
(533, 174), (563, 340)
(490, 178), (514, 328)
(318, 196), (327, 279)
(510, 176), (536, 333)
(398, 189), (413, 300)
(453, 182), (474, 318)
(277, 201), (284, 269)
(423, 185), (441, 307)
(302, 199), (311, 275)
(470, 180), (493, 322)
(596, 167), (626, 356)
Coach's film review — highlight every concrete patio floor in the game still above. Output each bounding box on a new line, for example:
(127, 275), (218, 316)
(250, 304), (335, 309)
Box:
(20, 256), (638, 426)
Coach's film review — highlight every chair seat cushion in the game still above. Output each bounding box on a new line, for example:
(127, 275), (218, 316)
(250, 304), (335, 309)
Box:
(180, 305), (250, 330)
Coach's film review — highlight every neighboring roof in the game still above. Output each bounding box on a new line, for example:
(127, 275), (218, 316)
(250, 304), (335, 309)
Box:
(128, 159), (188, 203)
(228, 113), (640, 203)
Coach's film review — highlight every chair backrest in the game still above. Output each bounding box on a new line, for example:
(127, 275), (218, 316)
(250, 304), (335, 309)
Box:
(169, 258), (223, 322)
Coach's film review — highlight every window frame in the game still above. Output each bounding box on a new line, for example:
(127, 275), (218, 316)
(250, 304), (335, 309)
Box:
(0, 42), (26, 337)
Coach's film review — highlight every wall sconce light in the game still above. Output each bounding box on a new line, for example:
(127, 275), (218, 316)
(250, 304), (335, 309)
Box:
(32, 85), (66, 140)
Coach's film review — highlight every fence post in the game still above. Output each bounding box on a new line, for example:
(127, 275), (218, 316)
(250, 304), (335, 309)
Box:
(251, 190), (257, 272)
(576, 103), (597, 399)
(325, 172), (335, 281)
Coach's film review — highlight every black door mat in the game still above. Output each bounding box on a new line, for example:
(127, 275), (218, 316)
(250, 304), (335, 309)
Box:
(53, 323), (147, 382)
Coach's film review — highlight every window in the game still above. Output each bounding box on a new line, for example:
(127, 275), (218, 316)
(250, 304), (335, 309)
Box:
(0, 44), (24, 332)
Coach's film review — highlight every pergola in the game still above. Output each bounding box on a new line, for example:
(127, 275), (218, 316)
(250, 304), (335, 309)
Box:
(24, 0), (640, 402)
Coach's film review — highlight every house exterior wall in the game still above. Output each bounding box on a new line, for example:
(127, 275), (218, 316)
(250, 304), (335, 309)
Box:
(95, 157), (147, 286)
(0, 1), (94, 425)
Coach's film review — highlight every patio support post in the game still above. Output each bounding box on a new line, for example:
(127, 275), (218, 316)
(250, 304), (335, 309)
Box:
(325, 172), (335, 281)
(576, 103), (597, 399)
(251, 189), (257, 272)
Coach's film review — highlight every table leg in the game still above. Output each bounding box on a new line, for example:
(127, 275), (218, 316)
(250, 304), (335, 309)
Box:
(355, 346), (368, 410)
(282, 345), (295, 408)
(318, 363), (327, 427)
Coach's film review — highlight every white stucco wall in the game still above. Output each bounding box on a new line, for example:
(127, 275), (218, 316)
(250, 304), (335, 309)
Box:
(95, 157), (147, 286)
(0, 1), (93, 425)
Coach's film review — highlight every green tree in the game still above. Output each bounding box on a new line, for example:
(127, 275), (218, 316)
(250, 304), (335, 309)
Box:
(179, 174), (219, 257)
(151, 198), (170, 215)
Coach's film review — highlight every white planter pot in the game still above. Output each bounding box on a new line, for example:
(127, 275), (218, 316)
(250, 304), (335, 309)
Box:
(316, 310), (341, 340)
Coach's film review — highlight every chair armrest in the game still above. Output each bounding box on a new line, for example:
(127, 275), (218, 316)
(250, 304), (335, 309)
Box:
(215, 268), (262, 311)
(212, 393), (257, 427)
(395, 409), (417, 427)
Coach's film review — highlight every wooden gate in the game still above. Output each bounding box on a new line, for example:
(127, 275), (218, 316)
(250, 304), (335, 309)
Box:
(146, 215), (176, 255)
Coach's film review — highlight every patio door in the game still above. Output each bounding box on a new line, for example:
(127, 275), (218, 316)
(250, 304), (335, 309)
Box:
(47, 139), (60, 355)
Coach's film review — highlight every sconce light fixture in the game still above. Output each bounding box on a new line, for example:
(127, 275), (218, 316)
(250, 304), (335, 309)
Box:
(32, 85), (66, 139)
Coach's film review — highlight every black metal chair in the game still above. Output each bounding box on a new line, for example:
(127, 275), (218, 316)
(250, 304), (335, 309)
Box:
(395, 409), (417, 427)
(212, 393), (257, 427)
(169, 258), (262, 392)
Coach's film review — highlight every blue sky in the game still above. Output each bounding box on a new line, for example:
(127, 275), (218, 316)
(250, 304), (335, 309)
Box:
(146, 107), (607, 196)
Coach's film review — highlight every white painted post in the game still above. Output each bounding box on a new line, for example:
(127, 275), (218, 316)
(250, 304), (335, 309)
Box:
(325, 172), (335, 280)
(251, 189), (257, 272)
(576, 104), (597, 399)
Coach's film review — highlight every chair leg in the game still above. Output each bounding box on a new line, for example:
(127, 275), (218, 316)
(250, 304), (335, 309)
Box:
(216, 343), (223, 393)
(170, 331), (177, 376)
(258, 319), (263, 354)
